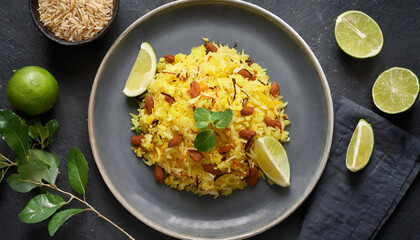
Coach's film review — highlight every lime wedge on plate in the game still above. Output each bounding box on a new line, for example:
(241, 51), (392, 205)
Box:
(335, 10), (383, 58)
(372, 67), (419, 114)
(346, 119), (374, 172)
(255, 136), (290, 187)
(123, 42), (157, 97)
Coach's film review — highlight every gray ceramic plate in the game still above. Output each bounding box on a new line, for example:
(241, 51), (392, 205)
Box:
(88, 0), (333, 239)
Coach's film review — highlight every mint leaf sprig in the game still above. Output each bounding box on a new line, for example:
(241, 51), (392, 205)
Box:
(193, 108), (233, 152)
(0, 110), (134, 239)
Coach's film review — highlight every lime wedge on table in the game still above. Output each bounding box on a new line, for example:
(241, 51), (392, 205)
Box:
(372, 67), (419, 114)
(346, 119), (374, 172)
(123, 42), (157, 97)
(255, 136), (290, 187)
(335, 10), (383, 58)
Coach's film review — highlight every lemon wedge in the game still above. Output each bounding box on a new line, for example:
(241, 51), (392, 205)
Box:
(346, 119), (374, 172)
(255, 136), (290, 187)
(123, 42), (157, 97)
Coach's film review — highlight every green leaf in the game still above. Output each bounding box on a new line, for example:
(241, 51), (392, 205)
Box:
(45, 119), (58, 146)
(28, 122), (49, 146)
(48, 208), (84, 236)
(194, 129), (217, 152)
(211, 109), (233, 129)
(67, 148), (88, 196)
(18, 193), (67, 223)
(18, 150), (50, 182)
(27, 119), (58, 149)
(44, 154), (60, 184)
(35, 150), (60, 184)
(193, 108), (212, 130)
(0, 110), (30, 157)
(7, 173), (38, 193)
(18, 149), (59, 184)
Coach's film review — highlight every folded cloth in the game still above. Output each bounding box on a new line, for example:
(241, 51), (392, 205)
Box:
(297, 97), (420, 240)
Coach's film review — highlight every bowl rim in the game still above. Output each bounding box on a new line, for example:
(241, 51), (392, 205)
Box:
(28, 0), (119, 46)
(88, 0), (334, 239)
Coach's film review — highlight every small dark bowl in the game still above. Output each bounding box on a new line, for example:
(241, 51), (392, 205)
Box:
(29, 0), (119, 46)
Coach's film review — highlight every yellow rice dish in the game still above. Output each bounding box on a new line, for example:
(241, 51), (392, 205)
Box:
(130, 40), (290, 197)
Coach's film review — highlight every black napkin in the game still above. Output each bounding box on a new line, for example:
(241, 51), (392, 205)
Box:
(297, 97), (420, 240)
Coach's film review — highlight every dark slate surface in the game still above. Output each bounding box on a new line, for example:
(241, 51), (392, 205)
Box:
(0, 0), (419, 239)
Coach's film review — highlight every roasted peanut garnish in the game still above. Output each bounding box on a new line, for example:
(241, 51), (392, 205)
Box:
(154, 166), (164, 183)
(270, 82), (280, 97)
(239, 129), (256, 140)
(205, 43), (217, 52)
(164, 54), (175, 63)
(190, 80), (201, 98)
(245, 167), (259, 186)
(145, 96), (154, 114)
(131, 135), (145, 146)
(188, 149), (203, 162)
(168, 134), (183, 147)
(241, 107), (254, 116)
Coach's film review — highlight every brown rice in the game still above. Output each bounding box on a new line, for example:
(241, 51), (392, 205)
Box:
(38, 0), (113, 42)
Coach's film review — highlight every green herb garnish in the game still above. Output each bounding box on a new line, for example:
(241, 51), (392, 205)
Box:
(0, 110), (134, 239)
(193, 108), (233, 152)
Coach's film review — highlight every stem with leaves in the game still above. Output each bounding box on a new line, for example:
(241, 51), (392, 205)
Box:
(0, 109), (135, 239)
(21, 180), (135, 240)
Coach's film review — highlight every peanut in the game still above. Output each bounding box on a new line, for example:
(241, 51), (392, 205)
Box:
(131, 135), (145, 146)
(270, 82), (280, 97)
(164, 95), (174, 104)
(154, 166), (164, 183)
(168, 134), (183, 147)
(145, 96), (154, 114)
(241, 107), (254, 116)
(188, 149), (203, 162)
(202, 164), (221, 175)
(205, 43), (217, 52)
(238, 69), (251, 78)
(239, 129), (256, 140)
(218, 145), (233, 154)
(245, 167), (259, 186)
(264, 117), (282, 129)
(249, 75), (257, 81)
(164, 54), (175, 63)
(190, 80), (201, 98)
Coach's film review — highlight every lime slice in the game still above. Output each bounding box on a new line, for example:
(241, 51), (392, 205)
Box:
(123, 42), (157, 97)
(255, 136), (290, 187)
(372, 67), (419, 114)
(335, 10), (383, 58)
(346, 119), (374, 172)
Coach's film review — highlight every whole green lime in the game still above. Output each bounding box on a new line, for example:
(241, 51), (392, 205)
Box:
(6, 66), (59, 116)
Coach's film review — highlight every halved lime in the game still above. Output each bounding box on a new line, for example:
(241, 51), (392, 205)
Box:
(335, 10), (383, 58)
(123, 42), (157, 97)
(372, 67), (419, 114)
(346, 119), (374, 172)
(254, 136), (290, 187)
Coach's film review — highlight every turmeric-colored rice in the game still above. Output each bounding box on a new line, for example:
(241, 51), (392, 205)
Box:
(131, 40), (290, 197)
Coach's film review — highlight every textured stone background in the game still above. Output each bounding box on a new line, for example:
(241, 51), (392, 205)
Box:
(0, 0), (419, 239)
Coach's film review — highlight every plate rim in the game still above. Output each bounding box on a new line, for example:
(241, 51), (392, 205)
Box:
(88, 0), (334, 239)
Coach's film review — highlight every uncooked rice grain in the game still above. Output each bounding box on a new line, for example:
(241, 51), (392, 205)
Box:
(38, 0), (113, 42)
